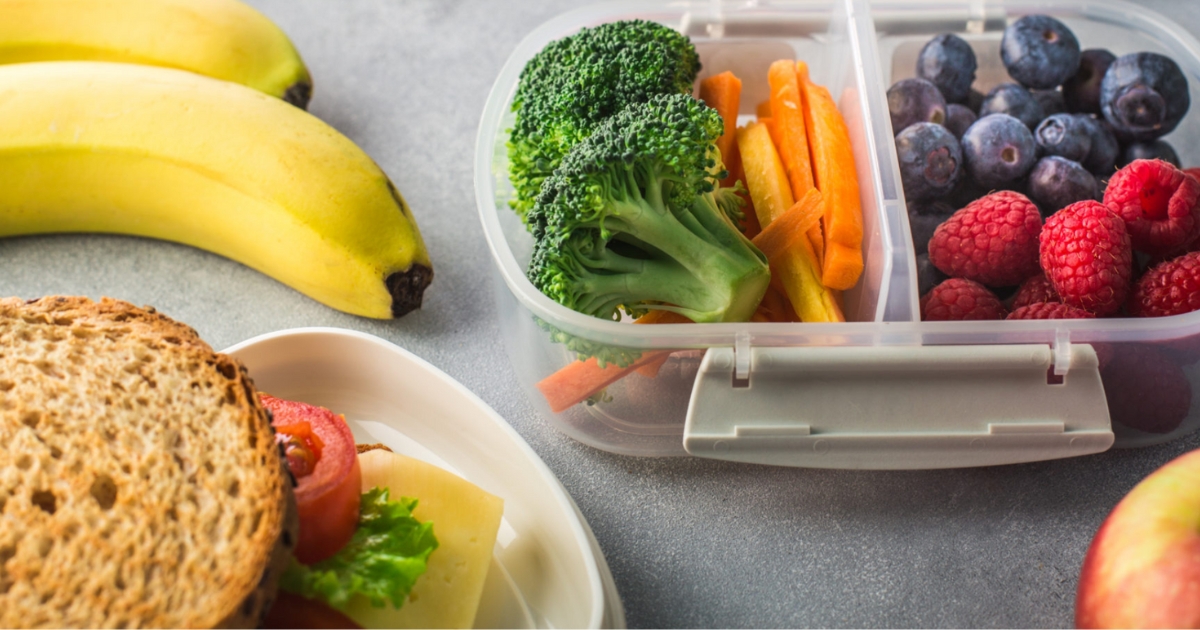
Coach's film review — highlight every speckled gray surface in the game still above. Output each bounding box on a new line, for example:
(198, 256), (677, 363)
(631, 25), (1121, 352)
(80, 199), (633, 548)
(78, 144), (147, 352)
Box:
(3, 1), (1200, 627)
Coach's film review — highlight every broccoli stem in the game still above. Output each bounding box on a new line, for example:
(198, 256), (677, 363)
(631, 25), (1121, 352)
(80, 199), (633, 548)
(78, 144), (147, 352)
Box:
(595, 191), (768, 322)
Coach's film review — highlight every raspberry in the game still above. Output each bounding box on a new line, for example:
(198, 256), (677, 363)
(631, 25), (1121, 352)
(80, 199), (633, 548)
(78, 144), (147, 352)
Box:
(1128, 250), (1200, 317)
(1103, 159), (1200, 256)
(1008, 273), (1061, 310)
(1185, 167), (1200, 182)
(928, 191), (1043, 287)
(1101, 343), (1191, 434)
(1006, 302), (1094, 319)
(1039, 200), (1132, 316)
(920, 278), (1006, 321)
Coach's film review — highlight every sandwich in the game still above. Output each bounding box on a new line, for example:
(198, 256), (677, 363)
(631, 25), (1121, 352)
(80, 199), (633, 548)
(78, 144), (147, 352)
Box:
(0, 296), (297, 628)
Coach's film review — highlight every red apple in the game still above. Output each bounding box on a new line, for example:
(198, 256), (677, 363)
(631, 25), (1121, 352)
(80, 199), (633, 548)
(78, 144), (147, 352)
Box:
(1076, 448), (1200, 628)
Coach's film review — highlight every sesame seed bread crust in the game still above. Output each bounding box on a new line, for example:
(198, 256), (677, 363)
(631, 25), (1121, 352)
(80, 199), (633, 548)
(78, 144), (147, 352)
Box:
(0, 297), (298, 628)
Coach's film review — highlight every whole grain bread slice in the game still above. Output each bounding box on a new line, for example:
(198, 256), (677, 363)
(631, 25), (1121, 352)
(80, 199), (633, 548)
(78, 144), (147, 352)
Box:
(0, 296), (298, 628)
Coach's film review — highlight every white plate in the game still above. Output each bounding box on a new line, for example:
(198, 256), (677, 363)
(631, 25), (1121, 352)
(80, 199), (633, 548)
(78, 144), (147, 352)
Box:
(224, 328), (625, 629)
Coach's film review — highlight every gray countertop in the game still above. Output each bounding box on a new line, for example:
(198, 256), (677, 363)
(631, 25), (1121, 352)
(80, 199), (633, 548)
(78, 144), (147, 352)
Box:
(4, 0), (1200, 627)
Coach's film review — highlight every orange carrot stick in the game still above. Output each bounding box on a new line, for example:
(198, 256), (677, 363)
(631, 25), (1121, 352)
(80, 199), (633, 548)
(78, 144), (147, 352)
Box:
(768, 59), (824, 267)
(535, 310), (691, 411)
(797, 61), (864, 291)
(752, 190), (825, 260)
(750, 189), (843, 323)
(537, 352), (673, 413)
(755, 99), (772, 119)
(698, 71), (743, 188)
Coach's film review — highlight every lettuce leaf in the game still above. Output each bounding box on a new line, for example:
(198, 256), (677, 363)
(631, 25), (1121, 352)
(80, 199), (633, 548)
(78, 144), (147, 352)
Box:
(280, 487), (438, 609)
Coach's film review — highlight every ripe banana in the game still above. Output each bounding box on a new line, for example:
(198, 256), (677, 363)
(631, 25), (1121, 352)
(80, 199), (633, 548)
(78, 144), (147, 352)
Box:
(0, 0), (312, 107)
(0, 61), (432, 319)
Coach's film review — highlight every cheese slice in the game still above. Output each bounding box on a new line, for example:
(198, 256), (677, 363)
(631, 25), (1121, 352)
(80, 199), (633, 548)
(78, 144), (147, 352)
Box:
(344, 450), (504, 629)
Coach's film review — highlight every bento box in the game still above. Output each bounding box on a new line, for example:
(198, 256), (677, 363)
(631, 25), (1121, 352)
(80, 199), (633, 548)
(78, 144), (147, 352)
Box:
(474, 0), (1200, 469)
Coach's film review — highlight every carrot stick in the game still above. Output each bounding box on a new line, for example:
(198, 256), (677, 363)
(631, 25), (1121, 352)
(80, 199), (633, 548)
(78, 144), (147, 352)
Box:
(535, 310), (691, 412)
(755, 99), (771, 119)
(698, 72), (742, 189)
(752, 190), (825, 260)
(768, 59), (825, 267)
(537, 352), (673, 413)
(750, 189), (844, 323)
(768, 61), (816, 200)
(737, 126), (843, 323)
(796, 61), (864, 291)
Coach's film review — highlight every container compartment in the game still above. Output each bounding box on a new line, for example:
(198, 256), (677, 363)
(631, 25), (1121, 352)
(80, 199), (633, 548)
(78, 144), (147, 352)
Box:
(865, 0), (1200, 448)
(477, 0), (896, 456)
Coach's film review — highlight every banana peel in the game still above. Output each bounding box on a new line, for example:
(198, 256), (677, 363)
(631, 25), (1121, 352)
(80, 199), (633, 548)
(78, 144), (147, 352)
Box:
(0, 0), (312, 107)
(0, 61), (431, 318)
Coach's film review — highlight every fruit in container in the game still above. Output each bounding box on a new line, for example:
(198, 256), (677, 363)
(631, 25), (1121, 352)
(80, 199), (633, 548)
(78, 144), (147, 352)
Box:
(1100, 52), (1191, 142)
(1034, 89), (1068, 117)
(1063, 49), (1117, 115)
(1128, 250), (1200, 317)
(980, 82), (1045, 129)
(928, 191), (1043, 287)
(943, 103), (978, 139)
(887, 77), (947, 133)
(1078, 114), (1121, 176)
(1075, 448), (1200, 628)
(1006, 302), (1094, 320)
(1039, 200), (1132, 316)
(1103, 158), (1200, 256)
(960, 114), (1038, 190)
(915, 33), (977, 104)
(0, 0), (312, 107)
(1035, 113), (1094, 163)
(895, 122), (963, 202)
(1000, 14), (1081, 90)
(0, 61), (433, 319)
(1119, 140), (1181, 168)
(1027, 156), (1100, 216)
(919, 277), (1006, 321)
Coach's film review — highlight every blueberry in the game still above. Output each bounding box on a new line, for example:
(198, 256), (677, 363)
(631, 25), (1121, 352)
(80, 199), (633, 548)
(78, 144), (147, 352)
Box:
(1100, 52), (1190, 142)
(1119, 140), (1181, 168)
(965, 88), (985, 114)
(916, 253), (950, 297)
(916, 34), (978, 104)
(1035, 113), (1092, 162)
(944, 103), (978, 140)
(908, 201), (956, 255)
(1001, 14), (1082, 90)
(1063, 49), (1116, 114)
(1078, 115), (1120, 176)
(948, 176), (989, 209)
(888, 78), (947, 134)
(896, 122), (963, 202)
(1027, 156), (1100, 216)
(1034, 89), (1067, 117)
(980, 83), (1045, 129)
(961, 113), (1038, 188)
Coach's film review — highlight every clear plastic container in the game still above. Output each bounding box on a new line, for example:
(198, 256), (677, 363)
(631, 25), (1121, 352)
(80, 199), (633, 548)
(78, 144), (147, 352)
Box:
(474, 0), (1200, 468)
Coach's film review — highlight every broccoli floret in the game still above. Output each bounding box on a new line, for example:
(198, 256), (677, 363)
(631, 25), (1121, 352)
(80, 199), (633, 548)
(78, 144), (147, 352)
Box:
(507, 19), (701, 221)
(526, 93), (770, 324)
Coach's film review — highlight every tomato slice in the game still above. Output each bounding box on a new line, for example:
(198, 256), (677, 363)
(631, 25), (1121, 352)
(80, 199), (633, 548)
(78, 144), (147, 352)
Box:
(262, 394), (362, 564)
(263, 592), (362, 629)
